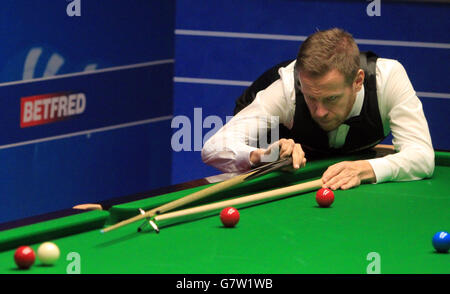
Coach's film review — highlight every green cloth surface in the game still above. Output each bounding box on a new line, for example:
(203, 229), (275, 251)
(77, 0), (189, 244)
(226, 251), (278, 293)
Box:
(0, 152), (448, 274)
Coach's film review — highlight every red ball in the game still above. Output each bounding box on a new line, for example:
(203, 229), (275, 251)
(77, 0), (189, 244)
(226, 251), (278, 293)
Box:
(14, 246), (35, 269)
(316, 188), (334, 208)
(220, 207), (240, 227)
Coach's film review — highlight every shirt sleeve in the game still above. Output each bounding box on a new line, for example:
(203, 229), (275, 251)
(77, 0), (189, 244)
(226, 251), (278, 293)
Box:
(367, 60), (435, 183)
(202, 78), (294, 173)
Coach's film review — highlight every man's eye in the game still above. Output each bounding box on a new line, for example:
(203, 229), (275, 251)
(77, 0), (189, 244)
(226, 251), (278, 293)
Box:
(327, 96), (338, 102)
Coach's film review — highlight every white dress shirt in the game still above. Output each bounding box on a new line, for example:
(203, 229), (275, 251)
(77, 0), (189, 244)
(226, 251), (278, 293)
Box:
(202, 58), (435, 183)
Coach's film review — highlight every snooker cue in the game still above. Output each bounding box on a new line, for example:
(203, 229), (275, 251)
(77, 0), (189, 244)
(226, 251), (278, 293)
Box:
(151, 178), (323, 230)
(100, 158), (292, 233)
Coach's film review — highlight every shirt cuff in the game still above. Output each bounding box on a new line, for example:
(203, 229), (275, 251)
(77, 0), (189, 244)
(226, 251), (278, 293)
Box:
(367, 157), (393, 184)
(235, 145), (258, 170)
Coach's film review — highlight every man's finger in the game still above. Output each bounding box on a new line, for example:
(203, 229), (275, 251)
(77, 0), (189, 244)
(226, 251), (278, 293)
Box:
(262, 142), (281, 163)
(328, 176), (353, 190)
(292, 144), (304, 169)
(279, 139), (294, 158)
(323, 174), (341, 189)
(340, 180), (356, 190)
(322, 162), (347, 183)
(322, 167), (348, 188)
(301, 157), (307, 168)
(342, 175), (362, 190)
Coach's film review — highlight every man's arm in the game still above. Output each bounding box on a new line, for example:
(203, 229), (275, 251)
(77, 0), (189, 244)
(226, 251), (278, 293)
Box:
(366, 60), (434, 182)
(202, 79), (296, 173)
(323, 60), (434, 190)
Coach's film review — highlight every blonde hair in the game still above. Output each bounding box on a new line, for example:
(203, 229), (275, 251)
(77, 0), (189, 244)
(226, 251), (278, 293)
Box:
(295, 28), (360, 85)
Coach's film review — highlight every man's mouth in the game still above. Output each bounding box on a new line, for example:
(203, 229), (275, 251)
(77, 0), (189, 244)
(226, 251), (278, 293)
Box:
(317, 119), (332, 125)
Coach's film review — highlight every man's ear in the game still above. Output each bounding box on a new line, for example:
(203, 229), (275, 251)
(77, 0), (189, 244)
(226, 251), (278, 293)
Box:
(353, 69), (365, 92)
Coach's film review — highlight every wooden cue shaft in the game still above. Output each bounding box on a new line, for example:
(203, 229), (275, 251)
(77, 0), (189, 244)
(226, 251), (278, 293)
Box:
(154, 178), (323, 223)
(101, 170), (259, 233)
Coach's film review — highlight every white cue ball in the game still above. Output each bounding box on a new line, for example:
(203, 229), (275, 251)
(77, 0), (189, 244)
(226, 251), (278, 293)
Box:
(37, 242), (60, 265)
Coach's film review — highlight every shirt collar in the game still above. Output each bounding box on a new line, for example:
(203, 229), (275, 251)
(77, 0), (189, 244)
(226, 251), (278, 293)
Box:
(346, 85), (364, 120)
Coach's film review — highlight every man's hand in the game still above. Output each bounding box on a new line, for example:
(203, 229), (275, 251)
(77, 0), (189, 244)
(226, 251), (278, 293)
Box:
(250, 138), (306, 170)
(322, 160), (376, 190)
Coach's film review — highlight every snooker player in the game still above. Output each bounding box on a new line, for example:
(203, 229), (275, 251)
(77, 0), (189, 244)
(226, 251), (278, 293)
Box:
(202, 28), (434, 190)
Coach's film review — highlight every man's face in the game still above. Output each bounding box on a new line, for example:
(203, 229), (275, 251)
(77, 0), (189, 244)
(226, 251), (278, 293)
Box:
(298, 69), (363, 132)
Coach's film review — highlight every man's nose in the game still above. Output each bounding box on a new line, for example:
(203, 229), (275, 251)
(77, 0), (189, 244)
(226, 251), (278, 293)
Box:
(314, 101), (328, 118)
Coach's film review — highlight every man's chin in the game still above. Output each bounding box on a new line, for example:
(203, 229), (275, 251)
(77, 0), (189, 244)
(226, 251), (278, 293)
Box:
(317, 121), (339, 132)
(322, 126), (337, 132)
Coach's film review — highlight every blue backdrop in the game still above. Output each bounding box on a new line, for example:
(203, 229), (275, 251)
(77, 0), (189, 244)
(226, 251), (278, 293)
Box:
(0, 1), (175, 223)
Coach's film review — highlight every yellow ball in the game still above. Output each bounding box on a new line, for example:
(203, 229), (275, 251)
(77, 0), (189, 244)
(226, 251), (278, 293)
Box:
(37, 242), (60, 265)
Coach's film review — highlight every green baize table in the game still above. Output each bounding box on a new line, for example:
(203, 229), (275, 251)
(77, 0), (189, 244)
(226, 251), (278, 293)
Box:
(0, 150), (448, 274)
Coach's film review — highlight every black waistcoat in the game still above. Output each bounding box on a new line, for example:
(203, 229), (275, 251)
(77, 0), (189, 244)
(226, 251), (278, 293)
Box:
(234, 51), (386, 159)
